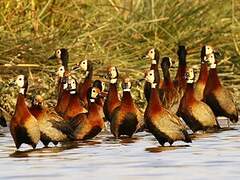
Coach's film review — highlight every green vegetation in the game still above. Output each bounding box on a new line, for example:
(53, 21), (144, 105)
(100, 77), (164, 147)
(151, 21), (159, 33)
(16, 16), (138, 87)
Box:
(0, 0), (240, 117)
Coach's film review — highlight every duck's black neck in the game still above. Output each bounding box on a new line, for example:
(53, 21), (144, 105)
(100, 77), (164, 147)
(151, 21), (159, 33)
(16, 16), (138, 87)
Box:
(162, 65), (171, 82)
(85, 65), (93, 80)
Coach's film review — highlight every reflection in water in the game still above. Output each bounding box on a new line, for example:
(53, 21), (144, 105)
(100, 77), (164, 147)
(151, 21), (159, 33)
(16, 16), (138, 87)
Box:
(120, 137), (139, 144)
(9, 140), (102, 158)
(9, 143), (78, 158)
(145, 145), (190, 153)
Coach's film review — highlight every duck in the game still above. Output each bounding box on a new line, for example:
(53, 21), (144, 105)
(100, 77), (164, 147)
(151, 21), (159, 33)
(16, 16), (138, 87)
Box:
(174, 45), (187, 96)
(144, 70), (192, 146)
(71, 86), (105, 140)
(54, 66), (71, 117)
(159, 57), (180, 114)
(49, 48), (69, 70)
(203, 53), (238, 124)
(103, 66), (121, 122)
(110, 77), (144, 138)
(195, 45), (215, 101)
(10, 75), (40, 149)
(63, 78), (87, 120)
(73, 59), (93, 105)
(29, 95), (74, 147)
(177, 68), (220, 132)
(142, 48), (161, 102)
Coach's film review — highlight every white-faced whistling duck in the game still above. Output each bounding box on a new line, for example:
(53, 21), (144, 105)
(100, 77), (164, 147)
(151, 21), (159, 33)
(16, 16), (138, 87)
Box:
(144, 70), (192, 146)
(195, 45), (215, 101)
(177, 68), (220, 132)
(103, 66), (121, 122)
(110, 77), (144, 138)
(174, 45), (187, 96)
(55, 66), (71, 117)
(71, 86), (104, 140)
(63, 78), (87, 120)
(73, 59), (93, 106)
(10, 75), (40, 149)
(93, 80), (106, 119)
(159, 57), (180, 114)
(203, 53), (239, 124)
(29, 95), (74, 147)
(49, 48), (69, 70)
(143, 48), (161, 102)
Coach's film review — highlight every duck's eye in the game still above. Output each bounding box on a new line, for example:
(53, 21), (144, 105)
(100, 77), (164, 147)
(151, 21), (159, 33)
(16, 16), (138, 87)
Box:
(149, 73), (152, 76)
(150, 50), (153, 54)
(19, 78), (22, 81)
(83, 62), (86, 64)
(93, 90), (96, 93)
(57, 50), (61, 54)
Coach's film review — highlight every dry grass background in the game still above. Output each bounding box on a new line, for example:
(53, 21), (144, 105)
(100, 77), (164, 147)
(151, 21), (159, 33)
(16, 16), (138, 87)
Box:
(0, 0), (240, 118)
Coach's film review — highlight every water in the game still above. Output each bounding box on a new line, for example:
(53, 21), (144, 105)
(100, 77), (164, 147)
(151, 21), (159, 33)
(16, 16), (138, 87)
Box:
(0, 120), (240, 180)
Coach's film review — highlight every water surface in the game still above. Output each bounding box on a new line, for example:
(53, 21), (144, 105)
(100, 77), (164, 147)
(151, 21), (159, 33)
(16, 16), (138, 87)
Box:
(0, 119), (240, 180)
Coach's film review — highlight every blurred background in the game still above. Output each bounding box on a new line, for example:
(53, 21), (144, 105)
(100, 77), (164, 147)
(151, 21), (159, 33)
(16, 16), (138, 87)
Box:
(0, 0), (240, 118)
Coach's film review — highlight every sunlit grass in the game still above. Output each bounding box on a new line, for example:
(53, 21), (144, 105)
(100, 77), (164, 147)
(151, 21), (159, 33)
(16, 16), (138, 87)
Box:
(0, 0), (240, 117)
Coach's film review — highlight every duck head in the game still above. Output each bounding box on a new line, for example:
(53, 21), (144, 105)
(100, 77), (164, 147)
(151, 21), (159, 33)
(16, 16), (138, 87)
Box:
(88, 87), (101, 103)
(143, 48), (160, 64)
(203, 53), (217, 69)
(49, 48), (69, 70)
(145, 70), (157, 88)
(72, 59), (93, 78)
(161, 57), (173, 69)
(93, 80), (103, 91)
(56, 66), (65, 78)
(68, 78), (78, 94)
(107, 66), (118, 83)
(201, 45), (221, 62)
(56, 66), (69, 89)
(15, 75), (28, 95)
(185, 68), (195, 83)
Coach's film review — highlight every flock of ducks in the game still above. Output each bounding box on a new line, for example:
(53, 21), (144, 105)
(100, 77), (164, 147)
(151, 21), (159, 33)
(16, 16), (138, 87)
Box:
(1, 45), (239, 150)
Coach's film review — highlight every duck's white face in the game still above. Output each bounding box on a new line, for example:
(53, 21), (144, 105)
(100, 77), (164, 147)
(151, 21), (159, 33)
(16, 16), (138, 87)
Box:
(80, 59), (88, 71)
(204, 53), (216, 65)
(55, 49), (61, 59)
(91, 87), (100, 99)
(109, 67), (118, 79)
(69, 78), (77, 90)
(56, 66), (65, 77)
(16, 75), (25, 88)
(186, 68), (195, 81)
(145, 70), (155, 83)
(146, 48), (155, 60)
(205, 45), (214, 55)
